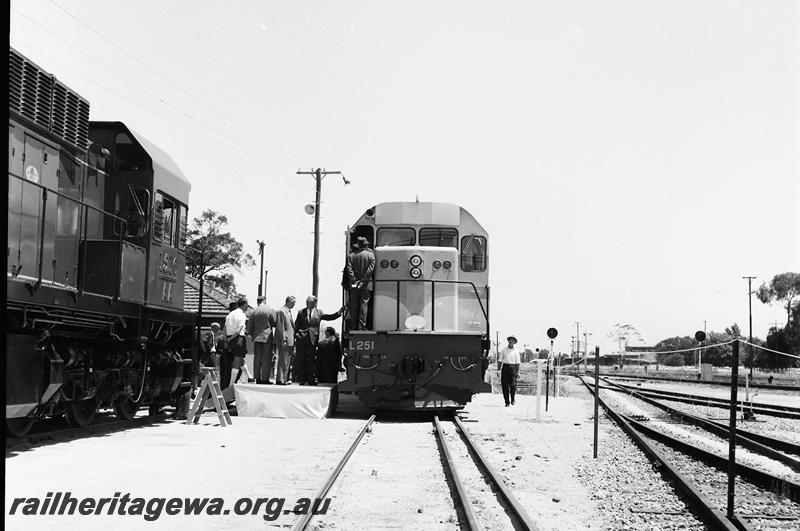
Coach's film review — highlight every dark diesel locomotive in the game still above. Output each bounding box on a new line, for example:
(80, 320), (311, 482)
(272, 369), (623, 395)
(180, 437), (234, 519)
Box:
(6, 47), (194, 436)
(339, 202), (491, 410)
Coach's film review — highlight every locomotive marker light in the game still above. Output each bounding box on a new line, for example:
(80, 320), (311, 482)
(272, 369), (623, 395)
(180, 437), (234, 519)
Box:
(432, 260), (442, 270)
(389, 259), (399, 269)
(409, 254), (423, 267)
(442, 260), (452, 270)
(409, 267), (422, 279)
(380, 259), (390, 269)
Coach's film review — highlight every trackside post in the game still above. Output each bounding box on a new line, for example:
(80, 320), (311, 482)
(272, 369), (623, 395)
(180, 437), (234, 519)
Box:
(593, 346), (600, 458)
(727, 340), (739, 519)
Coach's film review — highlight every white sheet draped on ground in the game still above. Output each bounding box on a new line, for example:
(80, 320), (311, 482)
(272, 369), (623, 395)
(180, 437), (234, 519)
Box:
(234, 384), (332, 419)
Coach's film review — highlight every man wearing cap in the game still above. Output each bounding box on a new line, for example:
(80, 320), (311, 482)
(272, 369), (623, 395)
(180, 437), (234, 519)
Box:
(246, 295), (277, 384)
(498, 335), (522, 407)
(346, 236), (375, 330)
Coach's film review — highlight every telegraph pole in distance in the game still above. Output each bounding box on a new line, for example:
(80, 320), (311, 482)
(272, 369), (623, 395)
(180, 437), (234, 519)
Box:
(257, 240), (265, 297)
(297, 168), (343, 297)
(743, 276), (756, 378)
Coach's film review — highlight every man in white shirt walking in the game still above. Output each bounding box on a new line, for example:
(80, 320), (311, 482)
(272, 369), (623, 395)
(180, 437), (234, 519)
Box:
(497, 335), (522, 407)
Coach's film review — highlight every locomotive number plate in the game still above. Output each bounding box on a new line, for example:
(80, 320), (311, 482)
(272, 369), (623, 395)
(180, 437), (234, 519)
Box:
(353, 340), (375, 351)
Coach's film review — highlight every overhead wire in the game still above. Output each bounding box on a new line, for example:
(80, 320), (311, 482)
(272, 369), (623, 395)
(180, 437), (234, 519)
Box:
(45, 0), (302, 162)
(10, 8), (299, 168)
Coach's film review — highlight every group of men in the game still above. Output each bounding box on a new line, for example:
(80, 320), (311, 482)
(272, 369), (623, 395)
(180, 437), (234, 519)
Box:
(201, 295), (345, 391)
(198, 234), (377, 394)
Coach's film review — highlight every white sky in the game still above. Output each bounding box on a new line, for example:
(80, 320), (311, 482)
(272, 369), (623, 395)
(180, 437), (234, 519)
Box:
(10, 1), (799, 354)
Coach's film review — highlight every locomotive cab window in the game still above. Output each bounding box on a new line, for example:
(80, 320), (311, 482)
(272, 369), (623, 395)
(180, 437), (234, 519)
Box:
(153, 191), (181, 247)
(113, 132), (147, 172)
(377, 227), (415, 247)
(460, 235), (486, 272)
(419, 227), (458, 248)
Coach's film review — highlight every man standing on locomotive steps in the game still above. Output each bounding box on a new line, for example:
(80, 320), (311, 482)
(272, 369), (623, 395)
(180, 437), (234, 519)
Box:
(274, 295), (296, 385)
(293, 296), (344, 385)
(346, 236), (375, 330)
(246, 295), (277, 384)
(498, 335), (522, 407)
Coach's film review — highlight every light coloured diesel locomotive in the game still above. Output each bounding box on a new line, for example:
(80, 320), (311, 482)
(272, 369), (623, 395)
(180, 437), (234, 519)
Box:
(339, 202), (490, 410)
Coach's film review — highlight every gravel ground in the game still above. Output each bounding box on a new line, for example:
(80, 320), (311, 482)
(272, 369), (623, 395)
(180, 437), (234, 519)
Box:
(646, 437), (800, 530)
(313, 420), (460, 530)
(600, 390), (800, 484)
(568, 381), (707, 531)
(438, 420), (516, 530)
(464, 378), (707, 530)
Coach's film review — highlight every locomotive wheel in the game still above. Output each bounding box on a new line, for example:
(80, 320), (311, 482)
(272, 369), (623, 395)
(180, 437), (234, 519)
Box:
(65, 398), (97, 428)
(7, 418), (36, 438)
(113, 398), (140, 420)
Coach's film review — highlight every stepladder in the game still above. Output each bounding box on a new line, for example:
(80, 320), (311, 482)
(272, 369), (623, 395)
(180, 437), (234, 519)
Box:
(187, 367), (232, 426)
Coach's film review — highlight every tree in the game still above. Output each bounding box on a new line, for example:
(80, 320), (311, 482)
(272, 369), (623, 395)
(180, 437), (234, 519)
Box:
(607, 323), (644, 367)
(756, 272), (800, 326)
(761, 309), (800, 370)
(654, 336), (695, 365)
(185, 210), (255, 296)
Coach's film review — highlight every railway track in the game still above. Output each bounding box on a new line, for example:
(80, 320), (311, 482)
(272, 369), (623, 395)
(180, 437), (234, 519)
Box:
(293, 414), (539, 530)
(579, 376), (800, 530)
(592, 372), (800, 392)
(602, 379), (800, 419)
(599, 377), (800, 472)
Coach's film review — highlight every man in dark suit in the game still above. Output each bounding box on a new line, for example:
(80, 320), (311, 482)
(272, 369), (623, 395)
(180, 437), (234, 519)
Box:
(346, 236), (375, 330)
(293, 296), (344, 385)
(274, 295), (296, 385)
(246, 295), (277, 384)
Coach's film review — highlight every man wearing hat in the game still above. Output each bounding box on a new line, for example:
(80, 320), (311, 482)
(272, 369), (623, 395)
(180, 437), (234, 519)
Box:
(497, 335), (523, 406)
(345, 236), (375, 330)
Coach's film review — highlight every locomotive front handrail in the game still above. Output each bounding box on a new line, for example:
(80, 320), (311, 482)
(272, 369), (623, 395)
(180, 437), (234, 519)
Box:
(371, 278), (489, 333)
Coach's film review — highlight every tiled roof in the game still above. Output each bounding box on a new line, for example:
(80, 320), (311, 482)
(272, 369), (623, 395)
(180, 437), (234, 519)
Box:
(183, 275), (232, 315)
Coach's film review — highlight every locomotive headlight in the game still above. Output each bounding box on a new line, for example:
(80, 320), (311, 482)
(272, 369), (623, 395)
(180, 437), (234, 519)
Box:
(380, 259), (390, 269)
(432, 260), (442, 270)
(443, 260), (452, 270)
(409, 254), (422, 267)
(409, 267), (422, 279)
(389, 259), (399, 269)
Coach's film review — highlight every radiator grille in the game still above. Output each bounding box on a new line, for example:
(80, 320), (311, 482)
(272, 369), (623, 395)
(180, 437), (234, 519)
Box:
(9, 47), (90, 151)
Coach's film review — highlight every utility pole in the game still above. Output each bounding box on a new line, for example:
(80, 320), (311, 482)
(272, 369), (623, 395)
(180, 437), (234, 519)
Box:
(575, 322), (582, 370)
(584, 332), (591, 372)
(257, 240), (265, 297)
(743, 276), (756, 378)
(297, 168), (344, 297)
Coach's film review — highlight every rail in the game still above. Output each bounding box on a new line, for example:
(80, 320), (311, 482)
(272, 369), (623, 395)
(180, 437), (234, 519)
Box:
(9, 171), (128, 298)
(575, 376), (741, 530)
(599, 377), (800, 472)
(292, 415), (376, 531)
